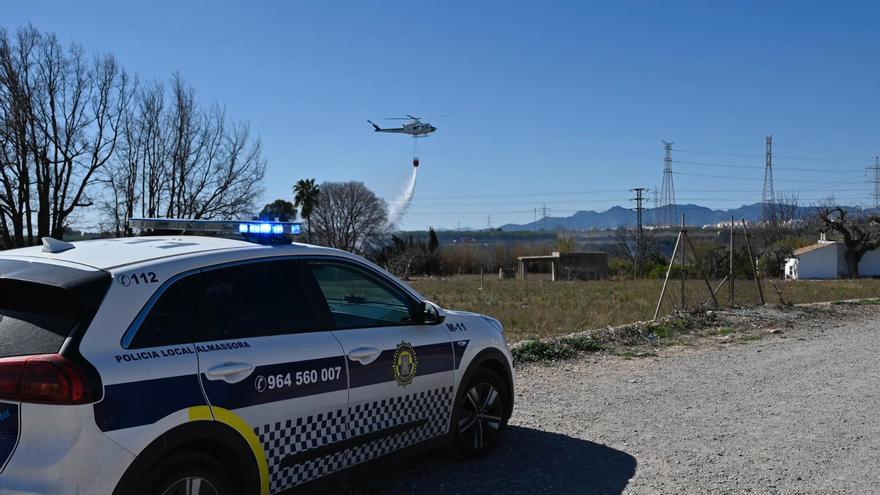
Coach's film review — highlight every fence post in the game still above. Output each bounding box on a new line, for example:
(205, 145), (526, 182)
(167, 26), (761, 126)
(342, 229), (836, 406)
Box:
(740, 219), (765, 305)
(654, 231), (682, 319)
(729, 215), (735, 306)
(680, 213), (686, 310)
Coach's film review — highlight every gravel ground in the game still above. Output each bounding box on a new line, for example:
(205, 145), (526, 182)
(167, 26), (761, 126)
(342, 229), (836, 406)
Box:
(336, 304), (880, 494)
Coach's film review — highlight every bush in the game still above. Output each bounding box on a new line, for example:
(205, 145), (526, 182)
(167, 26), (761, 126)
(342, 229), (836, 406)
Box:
(512, 336), (603, 363)
(512, 340), (576, 363)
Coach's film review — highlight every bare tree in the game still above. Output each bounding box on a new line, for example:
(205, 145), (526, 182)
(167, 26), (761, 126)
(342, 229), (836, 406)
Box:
(99, 76), (265, 235)
(0, 25), (131, 243)
(0, 27), (37, 247)
(311, 181), (387, 254)
(817, 207), (880, 278)
(1, 26), (266, 245)
(610, 226), (635, 265)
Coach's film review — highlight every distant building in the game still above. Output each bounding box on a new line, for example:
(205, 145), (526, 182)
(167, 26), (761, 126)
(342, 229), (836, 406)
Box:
(784, 235), (880, 279)
(518, 251), (609, 281)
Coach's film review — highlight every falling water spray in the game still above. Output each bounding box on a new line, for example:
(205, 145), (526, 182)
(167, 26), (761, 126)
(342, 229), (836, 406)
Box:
(387, 166), (418, 228)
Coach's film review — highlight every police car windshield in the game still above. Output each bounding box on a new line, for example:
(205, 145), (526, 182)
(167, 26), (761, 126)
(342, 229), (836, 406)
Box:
(0, 279), (84, 358)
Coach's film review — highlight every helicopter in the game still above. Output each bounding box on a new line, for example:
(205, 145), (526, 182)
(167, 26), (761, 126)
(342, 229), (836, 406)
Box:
(367, 115), (437, 137)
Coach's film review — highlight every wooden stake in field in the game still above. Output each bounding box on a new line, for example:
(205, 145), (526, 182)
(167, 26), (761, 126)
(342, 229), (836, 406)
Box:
(729, 215), (735, 306)
(680, 213), (686, 310)
(654, 213), (719, 320)
(740, 219), (765, 305)
(654, 230), (682, 320)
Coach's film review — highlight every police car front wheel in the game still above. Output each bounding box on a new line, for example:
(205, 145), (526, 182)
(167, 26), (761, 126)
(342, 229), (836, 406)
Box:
(451, 368), (510, 458)
(138, 450), (235, 495)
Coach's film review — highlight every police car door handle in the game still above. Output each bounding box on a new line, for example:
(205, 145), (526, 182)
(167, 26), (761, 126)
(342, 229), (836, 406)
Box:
(347, 346), (381, 365)
(205, 362), (255, 383)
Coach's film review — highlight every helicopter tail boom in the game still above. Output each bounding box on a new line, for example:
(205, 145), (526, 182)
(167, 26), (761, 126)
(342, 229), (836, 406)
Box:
(367, 120), (381, 131)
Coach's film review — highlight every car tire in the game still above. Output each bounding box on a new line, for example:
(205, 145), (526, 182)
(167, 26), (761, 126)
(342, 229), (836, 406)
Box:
(450, 367), (510, 458)
(136, 450), (235, 495)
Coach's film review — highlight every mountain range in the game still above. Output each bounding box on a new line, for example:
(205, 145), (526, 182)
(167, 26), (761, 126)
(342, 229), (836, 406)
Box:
(499, 203), (767, 231)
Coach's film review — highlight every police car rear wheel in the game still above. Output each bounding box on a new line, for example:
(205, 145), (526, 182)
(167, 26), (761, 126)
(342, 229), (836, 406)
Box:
(452, 368), (509, 458)
(161, 477), (220, 495)
(139, 450), (234, 495)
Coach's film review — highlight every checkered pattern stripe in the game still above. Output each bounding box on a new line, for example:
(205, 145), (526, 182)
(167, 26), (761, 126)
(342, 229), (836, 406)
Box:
(347, 386), (453, 466)
(254, 386), (454, 493)
(256, 409), (348, 493)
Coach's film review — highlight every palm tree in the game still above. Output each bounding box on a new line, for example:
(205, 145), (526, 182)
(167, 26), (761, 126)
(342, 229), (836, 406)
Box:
(293, 178), (320, 243)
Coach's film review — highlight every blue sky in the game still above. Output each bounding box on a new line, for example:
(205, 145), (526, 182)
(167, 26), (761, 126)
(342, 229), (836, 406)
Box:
(6, 1), (880, 229)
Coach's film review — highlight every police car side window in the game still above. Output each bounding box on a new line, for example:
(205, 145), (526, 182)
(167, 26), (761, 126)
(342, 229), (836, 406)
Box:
(129, 274), (201, 349)
(197, 260), (329, 341)
(308, 262), (415, 330)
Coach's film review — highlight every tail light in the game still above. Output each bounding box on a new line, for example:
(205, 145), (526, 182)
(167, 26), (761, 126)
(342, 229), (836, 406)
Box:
(0, 354), (98, 404)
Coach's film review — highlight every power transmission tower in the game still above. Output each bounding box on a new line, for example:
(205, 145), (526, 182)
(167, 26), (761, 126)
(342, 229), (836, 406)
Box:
(762, 134), (775, 223)
(869, 156), (880, 211)
(650, 185), (659, 225)
(659, 141), (676, 227)
(540, 204), (550, 231)
(631, 188), (646, 277)
(487, 214), (492, 230)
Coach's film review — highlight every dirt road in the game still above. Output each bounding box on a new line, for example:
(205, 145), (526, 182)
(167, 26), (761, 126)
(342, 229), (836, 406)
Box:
(339, 305), (880, 494)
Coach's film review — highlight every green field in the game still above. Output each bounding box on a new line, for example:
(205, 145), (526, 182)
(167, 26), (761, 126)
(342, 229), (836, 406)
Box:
(409, 277), (880, 343)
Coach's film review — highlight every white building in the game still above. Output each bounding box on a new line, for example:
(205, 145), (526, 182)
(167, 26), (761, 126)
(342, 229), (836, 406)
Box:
(785, 237), (880, 279)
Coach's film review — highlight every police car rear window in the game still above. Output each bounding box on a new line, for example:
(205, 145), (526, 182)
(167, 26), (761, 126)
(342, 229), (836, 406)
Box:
(0, 279), (84, 358)
(128, 274), (201, 349)
(198, 260), (330, 341)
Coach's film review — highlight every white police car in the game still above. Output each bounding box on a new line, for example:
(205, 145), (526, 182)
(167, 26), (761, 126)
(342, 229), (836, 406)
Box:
(0, 219), (514, 495)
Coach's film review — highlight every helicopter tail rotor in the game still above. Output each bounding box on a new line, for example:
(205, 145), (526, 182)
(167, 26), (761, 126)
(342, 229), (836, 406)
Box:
(367, 120), (381, 131)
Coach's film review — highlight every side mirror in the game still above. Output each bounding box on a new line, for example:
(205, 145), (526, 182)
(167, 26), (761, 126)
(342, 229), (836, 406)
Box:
(418, 300), (446, 325)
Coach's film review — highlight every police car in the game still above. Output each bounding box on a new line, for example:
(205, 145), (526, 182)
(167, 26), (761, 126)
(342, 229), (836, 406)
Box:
(0, 219), (514, 495)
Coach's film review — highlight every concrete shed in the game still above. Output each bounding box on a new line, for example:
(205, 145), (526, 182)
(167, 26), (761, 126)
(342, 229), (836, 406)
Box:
(518, 251), (608, 281)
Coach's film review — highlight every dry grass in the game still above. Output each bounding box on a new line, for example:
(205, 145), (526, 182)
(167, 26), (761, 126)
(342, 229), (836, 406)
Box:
(409, 276), (880, 343)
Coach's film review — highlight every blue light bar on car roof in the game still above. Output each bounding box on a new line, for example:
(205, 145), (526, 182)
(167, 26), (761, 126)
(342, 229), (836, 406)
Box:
(130, 218), (303, 242)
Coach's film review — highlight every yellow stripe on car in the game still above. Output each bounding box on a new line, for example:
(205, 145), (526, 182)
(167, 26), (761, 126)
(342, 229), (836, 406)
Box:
(189, 406), (270, 495)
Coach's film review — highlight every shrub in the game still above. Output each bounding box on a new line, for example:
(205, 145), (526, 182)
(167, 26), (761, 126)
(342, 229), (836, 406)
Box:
(512, 336), (603, 363)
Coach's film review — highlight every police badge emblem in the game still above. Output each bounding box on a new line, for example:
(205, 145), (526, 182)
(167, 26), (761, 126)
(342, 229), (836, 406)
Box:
(393, 341), (418, 387)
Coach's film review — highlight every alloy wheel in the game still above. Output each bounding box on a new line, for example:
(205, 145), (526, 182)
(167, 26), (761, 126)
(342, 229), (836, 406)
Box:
(160, 476), (220, 495)
(457, 382), (504, 450)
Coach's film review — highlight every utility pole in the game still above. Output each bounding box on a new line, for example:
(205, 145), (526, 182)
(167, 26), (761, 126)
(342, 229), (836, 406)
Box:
(660, 141), (676, 227)
(762, 135), (775, 223)
(631, 188), (646, 277)
(868, 156), (880, 211)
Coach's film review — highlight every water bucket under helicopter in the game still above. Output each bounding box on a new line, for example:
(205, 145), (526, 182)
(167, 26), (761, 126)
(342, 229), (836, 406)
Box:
(413, 157), (419, 167)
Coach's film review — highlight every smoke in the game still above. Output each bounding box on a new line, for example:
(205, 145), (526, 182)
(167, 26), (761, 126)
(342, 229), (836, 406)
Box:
(387, 166), (418, 228)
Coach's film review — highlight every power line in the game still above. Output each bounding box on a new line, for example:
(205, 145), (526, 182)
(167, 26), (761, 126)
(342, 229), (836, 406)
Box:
(674, 159), (864, 173)
(673, 147), (868, 163)
(674, 171), (861, 184)
(415, 188), (631, 200)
